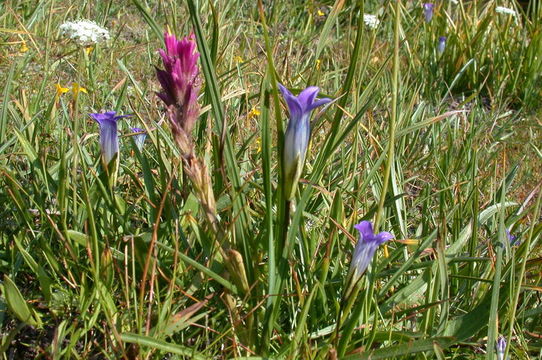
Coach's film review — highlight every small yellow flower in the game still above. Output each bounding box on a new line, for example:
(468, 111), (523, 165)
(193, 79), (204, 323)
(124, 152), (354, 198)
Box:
(316, 59), (321, 70)
(234, 56), (244, 64)
(19, 41), (29, 53)
(71, 83), (87, 101)
(255, 137), (262, 153)
(55, 83), (70, 97)
(248, 107), (261, 118)
(72, 83), (87, 95)
(85, 46), (94, 55)
(317, 9), (325, 17)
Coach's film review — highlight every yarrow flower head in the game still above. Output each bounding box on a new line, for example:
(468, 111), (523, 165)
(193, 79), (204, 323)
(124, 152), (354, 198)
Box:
(496, 6), (517, 17)
(438, 36), (447, 53)
(349, 221), (394, 280)
(156, 32), (200, 155)
(363, 14), (380, 29)
(278, 84), (331, 199)
(131, 128), (147, 151)
(423, 3), (435, 22)
(59, 20), (110, 46)
(90, 111), (130, 164)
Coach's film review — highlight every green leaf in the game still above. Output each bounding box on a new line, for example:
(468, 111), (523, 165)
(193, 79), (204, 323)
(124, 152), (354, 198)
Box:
(14, 237), (52, 302)
(120, 333), (206, 359)
(13, 128), (38, 163)
(3, 275), (41, 327)
(0, 60), (15, 143)
(66, 230), (88, 247)
(341, 337), (455, 359)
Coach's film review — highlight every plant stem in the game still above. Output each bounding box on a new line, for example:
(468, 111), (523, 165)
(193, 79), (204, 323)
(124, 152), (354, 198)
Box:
(374, 0), (401, 232)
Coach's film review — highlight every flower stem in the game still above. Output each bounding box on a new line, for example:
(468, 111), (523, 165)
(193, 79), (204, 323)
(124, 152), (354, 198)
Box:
(374, 0), (401, 232)
(262, 198), (291, 353)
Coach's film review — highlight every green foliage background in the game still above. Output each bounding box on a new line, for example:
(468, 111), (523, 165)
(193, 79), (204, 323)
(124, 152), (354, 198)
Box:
(0, 0), (541, 358)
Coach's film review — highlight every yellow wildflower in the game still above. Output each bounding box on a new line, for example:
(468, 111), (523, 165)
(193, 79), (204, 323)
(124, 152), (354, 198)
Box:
(19, 41), (29, 53)
(55, 84), (70, 97)
(234, 56), (244, 64)
(317, 9), (325, 17)
(85, 46), (94, 55)
(71, 83), (87, 101)
(255, 137), (262, 153)
(316, 59), (321, 70)
(248, 107), (261, 118)
(72, 83), (87, 94)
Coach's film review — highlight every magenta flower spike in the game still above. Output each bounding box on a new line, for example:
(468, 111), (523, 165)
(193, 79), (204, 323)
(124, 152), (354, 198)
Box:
(278, 84), (331, 199)
(90, 111), (130, 164)
(423, 3), (435, 22)
(156, 33), (201, 140)
(349, 221), (394, 281)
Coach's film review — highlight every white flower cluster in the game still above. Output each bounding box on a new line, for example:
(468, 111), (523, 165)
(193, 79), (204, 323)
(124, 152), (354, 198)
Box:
(495, 6), (517, 17)
(59, 20), (110, 46)
(363, 14), (380, 29)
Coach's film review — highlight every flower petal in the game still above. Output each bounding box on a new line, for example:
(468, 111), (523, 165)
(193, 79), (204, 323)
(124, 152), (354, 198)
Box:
(113, 114), (132, 121)
(98, 118), (118, 164)
(279, 83), (303, 121)
(376, 231), (394, 244)
(307, 97), (332, 112)
(297, 86), (320, 112)
(354, 221), (375, 243)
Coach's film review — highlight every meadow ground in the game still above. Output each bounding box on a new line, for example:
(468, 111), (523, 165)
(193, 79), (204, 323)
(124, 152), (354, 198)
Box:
(1, 0), (542, 358)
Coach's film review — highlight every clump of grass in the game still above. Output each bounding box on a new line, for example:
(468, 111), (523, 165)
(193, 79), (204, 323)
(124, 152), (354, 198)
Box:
(1, 0), (541, 358)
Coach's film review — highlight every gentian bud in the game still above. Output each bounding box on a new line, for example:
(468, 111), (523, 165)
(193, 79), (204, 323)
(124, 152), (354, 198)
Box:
(438, 36), (447, 54)
(506, 228), (519, 246)
(131, 127), (147, 151)
(423, 3), (434, 22)
(496, 336), (507, 360)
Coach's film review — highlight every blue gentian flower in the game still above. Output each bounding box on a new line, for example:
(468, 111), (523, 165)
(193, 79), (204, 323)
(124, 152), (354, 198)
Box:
(131, 127), (147, 151)
(90, 111), (130, 164)
(496, 336), (507, 360)
(438, 36), (447, 54)
(278, 84), (331, 199)
(506, 229), (519, 246)
(423, 3), (435, 22)
(349, 221), (394, 280)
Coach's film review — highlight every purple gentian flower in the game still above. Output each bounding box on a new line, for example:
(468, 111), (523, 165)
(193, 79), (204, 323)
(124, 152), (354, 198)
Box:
(496, 336), (506, 360)
(438, 36), (447, 53)
(131, 127), (147, 151)
(278, 84), (331, 199)
(423, 3), (434, 22)
(349, 221), (394, 280)
(506, 228), (519, 246)
(90, 111), (130, 164)
(156, 33), (200, 137)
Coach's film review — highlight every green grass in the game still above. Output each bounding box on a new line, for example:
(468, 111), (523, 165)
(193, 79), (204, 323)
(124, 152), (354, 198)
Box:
(1, 0), (542, 358)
